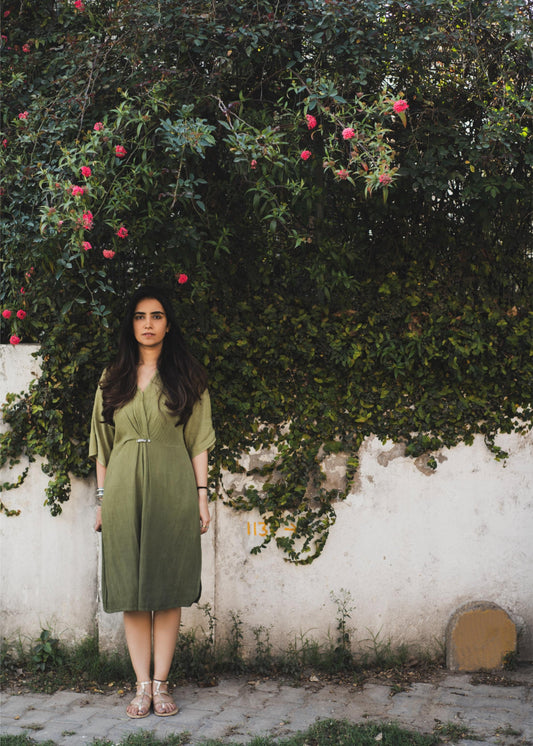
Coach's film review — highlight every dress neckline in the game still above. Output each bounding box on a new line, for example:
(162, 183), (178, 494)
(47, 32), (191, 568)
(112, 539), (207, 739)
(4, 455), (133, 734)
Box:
(137, 369), (158, 393)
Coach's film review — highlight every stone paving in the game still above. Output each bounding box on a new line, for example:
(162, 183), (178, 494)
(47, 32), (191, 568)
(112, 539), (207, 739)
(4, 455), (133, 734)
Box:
(1, 668), (532, 745)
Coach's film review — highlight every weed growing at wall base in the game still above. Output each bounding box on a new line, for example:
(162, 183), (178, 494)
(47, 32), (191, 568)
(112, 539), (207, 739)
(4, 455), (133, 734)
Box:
(1, 612), (445, 693)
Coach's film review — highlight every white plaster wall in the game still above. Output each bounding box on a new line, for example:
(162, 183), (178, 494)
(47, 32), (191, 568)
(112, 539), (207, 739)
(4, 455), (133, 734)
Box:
(1, 345), (532, 660)
(216, 434), (533, 660)
(0, 345), (97, 644)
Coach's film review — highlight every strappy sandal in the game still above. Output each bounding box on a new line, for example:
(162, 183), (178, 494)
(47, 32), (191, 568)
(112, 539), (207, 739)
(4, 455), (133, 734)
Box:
(152, 678), (178, 717)
(126, 680), (152, 719)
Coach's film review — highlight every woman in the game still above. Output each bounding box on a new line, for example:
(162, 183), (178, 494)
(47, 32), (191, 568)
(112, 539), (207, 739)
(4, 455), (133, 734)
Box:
(89, 285), (215, 718)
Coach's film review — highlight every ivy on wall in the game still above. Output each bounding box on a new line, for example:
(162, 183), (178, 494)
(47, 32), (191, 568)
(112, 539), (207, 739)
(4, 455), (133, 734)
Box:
(1, 0), (532, 562)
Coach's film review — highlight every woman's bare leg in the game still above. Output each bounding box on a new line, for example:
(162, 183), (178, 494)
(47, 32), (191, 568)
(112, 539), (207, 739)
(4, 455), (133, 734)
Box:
(123, 611), (152, 717)
(152, 607), (181, 715)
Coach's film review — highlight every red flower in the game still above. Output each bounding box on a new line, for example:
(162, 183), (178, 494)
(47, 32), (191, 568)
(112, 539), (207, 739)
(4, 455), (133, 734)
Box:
(82, 211), (93, 230)
(393, 99), (409, 113)
(306, 114), (317, 130)
(3, 10), (10, 17)
(300, 150), (311, 161)
(22, 43), (30, 53)
(250, 159), (257, 170)
(9, 335), (21, 345)
(342, 127), (355, 140)
(114, 145), (127, 158)
(336, 169), (349, 180)
(20, 287), (25, 294)
(379, 173), (392, 186)
(93, 122), (104, 131)
(80, 166), (92, 178)
(103, 250), (115, 259)
(16, 309), (26, 320)
(2, 309), (11, 319)
(71, 185), (85, 196)
(2, 139), (7, 148)
(82, 241), (92, 251)
(74, 0), (85, 10)
(116, 226), (128, 238)
(177, 273), (188, 285)
(18, 111), (28, 120)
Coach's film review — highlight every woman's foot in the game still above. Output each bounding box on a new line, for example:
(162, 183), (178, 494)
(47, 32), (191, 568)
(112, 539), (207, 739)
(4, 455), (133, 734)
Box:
(152, 679), (178, 717)
(126, 680), (152, 719)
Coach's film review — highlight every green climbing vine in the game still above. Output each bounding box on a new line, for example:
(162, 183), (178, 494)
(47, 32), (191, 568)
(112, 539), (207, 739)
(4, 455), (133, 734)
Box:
(1, 0), (532, 562)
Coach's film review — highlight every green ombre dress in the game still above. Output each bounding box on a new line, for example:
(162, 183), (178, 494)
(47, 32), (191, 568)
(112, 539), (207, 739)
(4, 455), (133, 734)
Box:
(89, 373), (215, 612)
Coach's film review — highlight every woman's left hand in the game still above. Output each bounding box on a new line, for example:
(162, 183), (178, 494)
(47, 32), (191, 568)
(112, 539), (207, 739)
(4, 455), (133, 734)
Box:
(199, 502), (211, 534)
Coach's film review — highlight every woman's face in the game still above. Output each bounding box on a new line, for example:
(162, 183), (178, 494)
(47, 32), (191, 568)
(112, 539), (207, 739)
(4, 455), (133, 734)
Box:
(132, 297), (170, 350)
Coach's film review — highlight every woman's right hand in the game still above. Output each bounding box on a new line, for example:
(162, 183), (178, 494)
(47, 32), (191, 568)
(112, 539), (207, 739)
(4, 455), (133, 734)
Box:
(94, 506), (102, 532)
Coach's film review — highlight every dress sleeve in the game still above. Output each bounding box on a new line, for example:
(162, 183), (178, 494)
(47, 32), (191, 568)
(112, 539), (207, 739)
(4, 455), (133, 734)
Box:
(88, 381), (115, 466)
(183, 388), (216, 459)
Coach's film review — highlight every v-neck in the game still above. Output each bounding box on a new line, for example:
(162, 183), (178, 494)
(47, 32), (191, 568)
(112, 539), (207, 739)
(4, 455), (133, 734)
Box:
(137, 369), (158, 393)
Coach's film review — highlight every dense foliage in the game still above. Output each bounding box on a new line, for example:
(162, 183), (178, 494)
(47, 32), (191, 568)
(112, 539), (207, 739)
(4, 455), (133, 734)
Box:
(1, 0), (532, 561)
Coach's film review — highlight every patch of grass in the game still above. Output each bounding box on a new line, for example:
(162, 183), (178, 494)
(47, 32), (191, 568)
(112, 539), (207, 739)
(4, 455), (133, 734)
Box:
(92, 734), (190, 745)
(496, 725), (522, 737)
(0, 721), (441, 746)
(433, 721), (481, 741)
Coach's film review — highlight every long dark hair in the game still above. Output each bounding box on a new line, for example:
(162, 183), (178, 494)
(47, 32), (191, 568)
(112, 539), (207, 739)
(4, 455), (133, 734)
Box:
(100, 285), (207, 425)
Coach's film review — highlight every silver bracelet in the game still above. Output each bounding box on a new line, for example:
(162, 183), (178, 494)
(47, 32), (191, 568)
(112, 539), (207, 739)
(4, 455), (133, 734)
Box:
(96, 487), (104, 506)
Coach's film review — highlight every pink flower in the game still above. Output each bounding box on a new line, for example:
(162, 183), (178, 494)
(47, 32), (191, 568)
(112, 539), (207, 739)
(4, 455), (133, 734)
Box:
(80, 166), (92, 178)
(114, 145), (127, 158)
(116, 226), (128, 238)
(300, 150), (311, 161)
(2, 309), (11, 319)
(342, 127), (355, 140)
(16, 309), (26, 320)
(306, 114), (317, 130)
(93, 122), (104, 131)
(20, 287), (25, 294)
(3, 10), (10, 17)
(379, 173), (392, 186)
(18, 111), (28, 120)
(250, 159), (257, 170)
(2, 139), (7, 148)
(74, 0), (85, 10)
(103, 250), (115, 259)
(393, 99), (409, 113)
(177, 273), (188, 285)
(336, 169), (349, 180)
(82, 211), (94, 230)
(82, 241), (92, 251)
(71, 185), (85, 196)
(22, 43), (30, 53)
(9, 335), (21, 346)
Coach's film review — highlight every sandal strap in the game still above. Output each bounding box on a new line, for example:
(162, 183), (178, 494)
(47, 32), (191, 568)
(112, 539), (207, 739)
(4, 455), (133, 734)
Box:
(152, 679), (169, 693)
